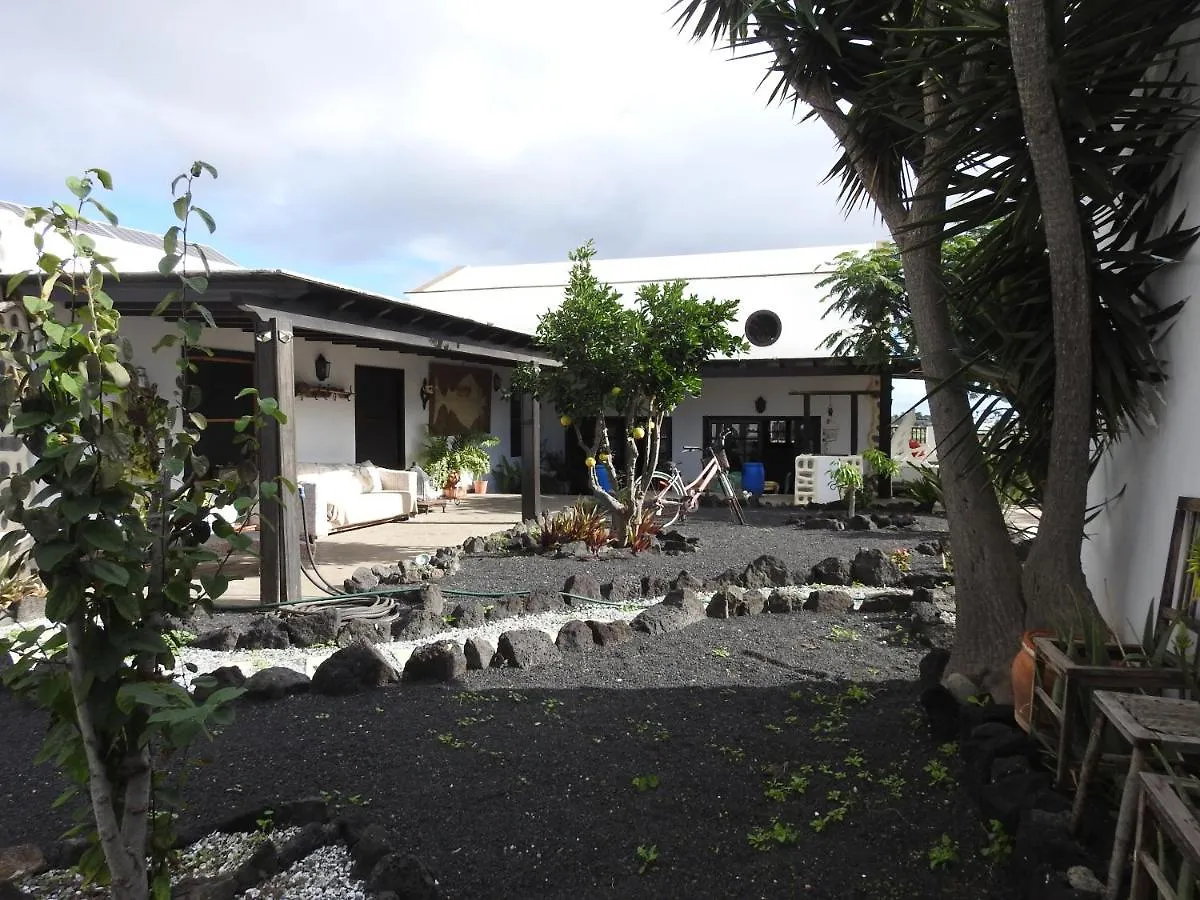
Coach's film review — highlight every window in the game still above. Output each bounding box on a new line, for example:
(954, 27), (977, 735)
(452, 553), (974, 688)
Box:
(744, 310), (782, 347)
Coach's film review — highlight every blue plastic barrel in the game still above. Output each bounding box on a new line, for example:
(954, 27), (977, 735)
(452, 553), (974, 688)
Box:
(742, 462), (766, 496)
(595, 464), (613, 492)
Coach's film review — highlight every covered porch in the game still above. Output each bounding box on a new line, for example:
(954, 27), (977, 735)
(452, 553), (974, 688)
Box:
(106, 270), (557, 607)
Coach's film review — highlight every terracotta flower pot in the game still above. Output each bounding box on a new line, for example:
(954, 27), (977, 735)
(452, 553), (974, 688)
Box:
(1012, 629), (1056, 732)
(473, 480), (488, 495)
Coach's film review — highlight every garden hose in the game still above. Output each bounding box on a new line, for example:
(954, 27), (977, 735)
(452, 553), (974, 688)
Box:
(209, 485), (641, 619)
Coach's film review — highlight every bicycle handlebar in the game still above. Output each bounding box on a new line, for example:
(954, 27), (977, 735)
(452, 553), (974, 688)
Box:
(682, 446), (701, 452)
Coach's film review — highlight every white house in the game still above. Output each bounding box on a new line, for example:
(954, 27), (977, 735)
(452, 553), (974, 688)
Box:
(1081, 127), (1200, 637)
(406, 242), (896, 494)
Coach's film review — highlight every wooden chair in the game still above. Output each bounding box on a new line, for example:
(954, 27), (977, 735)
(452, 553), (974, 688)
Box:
(1131, 773), (1200, 900)
(1070, 691), (1200, 900)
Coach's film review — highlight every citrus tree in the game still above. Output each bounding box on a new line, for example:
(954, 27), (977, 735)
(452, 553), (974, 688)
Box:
(0, 166), (281, 899)
(510, 242), (746, 540)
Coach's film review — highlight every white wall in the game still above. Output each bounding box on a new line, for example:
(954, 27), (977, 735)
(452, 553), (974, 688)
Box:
(1082, 112), (1200, 636)
(116, 317), (514, 478)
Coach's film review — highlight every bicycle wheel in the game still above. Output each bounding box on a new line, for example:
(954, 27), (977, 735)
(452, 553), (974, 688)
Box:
(717, 471), (747, 526)
(646, 471), (686, 529)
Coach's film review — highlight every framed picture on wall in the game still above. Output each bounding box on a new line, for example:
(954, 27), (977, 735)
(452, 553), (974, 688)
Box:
(428, 363), (492, 436)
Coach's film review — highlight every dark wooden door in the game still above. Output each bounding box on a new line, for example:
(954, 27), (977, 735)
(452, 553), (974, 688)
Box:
(354, 366), (405, 468)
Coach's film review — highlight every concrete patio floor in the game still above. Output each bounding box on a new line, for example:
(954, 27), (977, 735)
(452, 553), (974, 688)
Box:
(216, 494), (570, 607)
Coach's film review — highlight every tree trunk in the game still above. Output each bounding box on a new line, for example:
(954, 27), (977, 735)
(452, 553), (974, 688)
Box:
(1007, 0), (1099, 630)
(899, 232), (1027, 697)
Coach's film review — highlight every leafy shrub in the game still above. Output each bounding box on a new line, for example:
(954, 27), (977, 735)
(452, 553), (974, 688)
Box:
(491, 455), (522, 493)
(626, 508), (660, 554)
(537, 500), (610, 552)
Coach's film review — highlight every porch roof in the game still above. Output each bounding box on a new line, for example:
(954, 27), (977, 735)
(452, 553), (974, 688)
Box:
(102, 269), (559, 367)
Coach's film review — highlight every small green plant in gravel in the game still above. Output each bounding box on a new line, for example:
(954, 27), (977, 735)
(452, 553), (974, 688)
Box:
(829, 624), (860, 642)
(436, 732), (466, 749)
(809, 800), (850, 833)
(879, 772), (907, 799)
(255, 809), (274, 834)
(980, 819), (1013, 863)
(748, 818), (801, 851)
(711, 646), (731, 658)
(541, 698), (563, 718)
(924, 759), (953, 787)
(715, 744), (746, 763)
(938, 741), (959, 756)
(763, 772), (809, 802)
(928, 834), (960, 870)
(631, 774), (661, 793)
(635, 844), (659, 874)
(843, 683), (873, 705)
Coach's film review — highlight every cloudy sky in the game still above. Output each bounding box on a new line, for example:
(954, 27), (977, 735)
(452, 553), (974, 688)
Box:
(0, 0), (886, 294)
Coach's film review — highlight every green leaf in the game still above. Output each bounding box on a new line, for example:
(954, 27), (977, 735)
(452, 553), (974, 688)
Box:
(163, 226), (180, 257)
(88, 558), (131, 587)
(112, 590), (141, 622)
(88, 168), (113, 190)
(80, 519), (126, 553)
(5, 271), (29, 298)
(12, 410), (50, 429)
(189, 412), (208, 430)
(198, 574), (229, 599)
(89, 199), (118, 225)
(158, 254), (181, 277)
(183, 276), (209, 294)
(34, 541), (76, 571)
(194, 161), (219, 178)
(103, 360), (131, 389)
(193, 207), (216, 234)
(173, 196), (189, 222)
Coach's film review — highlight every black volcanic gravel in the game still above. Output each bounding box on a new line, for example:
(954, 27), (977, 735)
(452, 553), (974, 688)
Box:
(0, 506), (1011, 900)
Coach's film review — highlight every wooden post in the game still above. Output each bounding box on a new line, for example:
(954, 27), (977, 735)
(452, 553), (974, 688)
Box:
(520, 393), (541, 521)
(254, 315), (302, 607)
(877, 373), (893, 499)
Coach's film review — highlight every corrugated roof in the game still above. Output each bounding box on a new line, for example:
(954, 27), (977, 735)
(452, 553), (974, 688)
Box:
(0, 200), (239, 267)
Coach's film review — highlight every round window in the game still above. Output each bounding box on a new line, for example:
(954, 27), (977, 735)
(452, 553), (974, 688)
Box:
(744, 310), (782, 347)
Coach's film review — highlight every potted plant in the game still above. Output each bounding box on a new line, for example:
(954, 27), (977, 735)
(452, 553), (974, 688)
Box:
(419, 430), (499, 500)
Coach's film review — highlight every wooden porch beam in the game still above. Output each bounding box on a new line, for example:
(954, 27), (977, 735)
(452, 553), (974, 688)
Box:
(520, 394), (542, 521)
(253, 314), (302, 606)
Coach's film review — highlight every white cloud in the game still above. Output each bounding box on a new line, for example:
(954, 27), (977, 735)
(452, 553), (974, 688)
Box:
(0, 1), (886, 284)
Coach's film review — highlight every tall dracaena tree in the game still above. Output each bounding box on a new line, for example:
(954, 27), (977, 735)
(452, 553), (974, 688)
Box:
(675, 0), (1028, 694)
(510, 242), (745, 541)
(0, 166), (283, 899)
(677, 0), (1200, 689)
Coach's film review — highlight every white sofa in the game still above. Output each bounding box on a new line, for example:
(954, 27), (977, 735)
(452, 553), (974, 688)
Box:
(298, 462), (418, 540)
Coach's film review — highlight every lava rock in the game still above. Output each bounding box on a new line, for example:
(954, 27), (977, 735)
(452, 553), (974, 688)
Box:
(391, 609), (443, 641)
(662, 587), (705, 618)
(801, 517), (844, 531)
(910, 600), (942, 626)
(810, 557), (852, 586)
(236, 618), (291, 651)
(403, 641), (467, 683)
(281, 610), (341, 648)
(857, 592), (912, 613)
(556, 620), (597, 652)
(919, 648), (951, 686)
(670, 570), (705, 593)
(337, 619), (388, 646)
(802, 589), (854, 613)
(641, 575), (671, 598)
(920, 685), (961, 743)
(417, 584), (445, 616)
(498, 629), (561, 669)
(448, 599), (486, 629)
(914, 542), (940, 556)
(311, 640), (401, 696)
(563, 573), (603, 603)
(243, 666), (311, 701)
(191, 665), (246, 703)
(193, 625), (240, 652)
(555, 540), (589, 559)
(462, 536), (487, 554)
(739, 589), (768, 615)
(706, 586), (745, 619)
(367, 853), (444, 899)
(631, 603), (695, 635)
(486, 596), (527, 620)
(464, 636), (496, 670)
(588, 619), (633, 648)
(602, 574), (642, 602)
(850, 548), (902, 587)
(742, 555), (791, 589)
(526, 589), (567, 614)
(847, 514), (875, 531)
(768, 591), (797, 614)
(350, 824), (402, 879)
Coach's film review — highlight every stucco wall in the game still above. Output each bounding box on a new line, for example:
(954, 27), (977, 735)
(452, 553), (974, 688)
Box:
(1082, 118), (1200, 636)
(116, 317), (513, 479)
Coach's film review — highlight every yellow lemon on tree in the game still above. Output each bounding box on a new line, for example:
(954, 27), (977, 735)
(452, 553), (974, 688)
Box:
(631, 426), (646, 440)
(599, 453), (610, 462)
(610, 386), (622, 396)
(647, 421), (655, 431)
(585, 456), (597, 468)
(560, 414), (572, 427)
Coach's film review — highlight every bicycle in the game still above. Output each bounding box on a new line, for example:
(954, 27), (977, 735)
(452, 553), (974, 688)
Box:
(646, 429), (747, 529)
